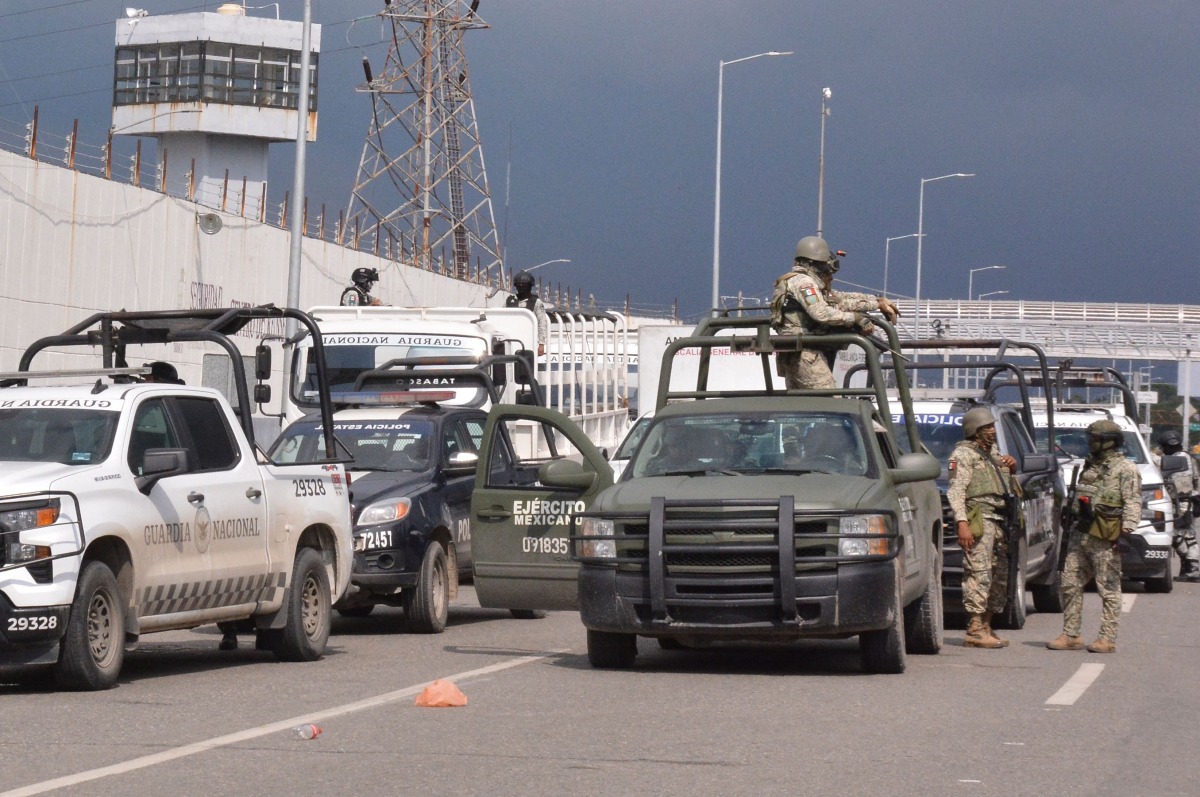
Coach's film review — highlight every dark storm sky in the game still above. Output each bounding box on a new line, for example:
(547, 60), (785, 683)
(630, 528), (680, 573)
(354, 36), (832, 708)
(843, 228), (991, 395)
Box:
(2, 1), (1197, 319)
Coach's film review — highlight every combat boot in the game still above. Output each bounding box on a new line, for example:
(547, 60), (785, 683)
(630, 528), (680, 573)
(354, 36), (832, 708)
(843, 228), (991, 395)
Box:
(1179, 559), (1200, 583)
(981, 611), (1010, 648)
(1086, 638), (1116, 654)
(964, 615), (1005, 649)
(1046, 633), (1085, 650)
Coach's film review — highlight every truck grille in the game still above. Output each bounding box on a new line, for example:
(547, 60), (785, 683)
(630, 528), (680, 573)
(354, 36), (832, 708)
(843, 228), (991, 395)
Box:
(618, 521), (835, 573)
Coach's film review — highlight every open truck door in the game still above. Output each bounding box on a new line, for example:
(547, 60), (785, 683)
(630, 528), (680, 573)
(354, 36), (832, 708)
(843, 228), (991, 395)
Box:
(471, 404), (613, 611)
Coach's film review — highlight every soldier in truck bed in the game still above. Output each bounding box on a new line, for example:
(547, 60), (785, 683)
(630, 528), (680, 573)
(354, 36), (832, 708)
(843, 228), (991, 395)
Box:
(771, 237), (900, 390)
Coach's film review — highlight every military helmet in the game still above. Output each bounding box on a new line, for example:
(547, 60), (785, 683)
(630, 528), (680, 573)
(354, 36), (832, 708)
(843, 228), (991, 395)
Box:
(1159, 429), (1183, 453)
(1087, 419), (1124, 444)
(962, 407), (996, 438)
(512, 271), (535, 290)
(351, 267), (379, 287)
(794, 236), (832, 265)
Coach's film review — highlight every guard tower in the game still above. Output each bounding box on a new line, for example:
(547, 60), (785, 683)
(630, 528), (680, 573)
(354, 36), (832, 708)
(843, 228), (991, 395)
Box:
(346, 0), (502, 280)
(111, 3), (320, 210)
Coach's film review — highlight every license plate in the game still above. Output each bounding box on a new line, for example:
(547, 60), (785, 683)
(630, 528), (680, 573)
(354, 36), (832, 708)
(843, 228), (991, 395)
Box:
(356, 529), (394, 551)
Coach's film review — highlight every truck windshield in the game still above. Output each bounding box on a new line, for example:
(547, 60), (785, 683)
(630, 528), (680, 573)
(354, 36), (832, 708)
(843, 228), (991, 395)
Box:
(1034, 427), (1148, 464)
(291, 335), (488, 406)
(629, 412), (870, 478)
(271, 418), (437, 472)
(0, 408), (119, 466)
(892, 413), (962, 465)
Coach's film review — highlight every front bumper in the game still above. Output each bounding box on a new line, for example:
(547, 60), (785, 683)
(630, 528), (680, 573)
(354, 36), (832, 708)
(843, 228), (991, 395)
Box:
(1119, 532), (1172, 580)
(0, 592), (69, 665)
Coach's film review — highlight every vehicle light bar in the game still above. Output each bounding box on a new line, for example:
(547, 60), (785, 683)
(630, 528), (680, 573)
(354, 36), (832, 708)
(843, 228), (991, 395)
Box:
(331, 390), (457, 405)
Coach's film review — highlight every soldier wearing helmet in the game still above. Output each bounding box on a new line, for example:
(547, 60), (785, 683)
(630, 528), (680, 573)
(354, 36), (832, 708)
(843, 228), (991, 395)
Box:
(1153, 428), (1200, 581)
(505, 271), (549, 355)
(341, 267), (383, 306)
(770, 236), (901, 389)
(946, 407), (1019, 649)
(1048, 419), (1141, 654)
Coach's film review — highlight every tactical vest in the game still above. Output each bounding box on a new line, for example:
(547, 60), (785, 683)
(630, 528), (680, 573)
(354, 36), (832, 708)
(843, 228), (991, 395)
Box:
(770, 268), (824, 333)
(340, 286), (368, 306)
(955, 442), (1008, 503)
(1077, 455), (1128, 541)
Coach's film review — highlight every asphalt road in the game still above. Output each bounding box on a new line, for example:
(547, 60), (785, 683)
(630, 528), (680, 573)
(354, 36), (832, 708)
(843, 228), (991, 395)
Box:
(2, 579), (1198, 797)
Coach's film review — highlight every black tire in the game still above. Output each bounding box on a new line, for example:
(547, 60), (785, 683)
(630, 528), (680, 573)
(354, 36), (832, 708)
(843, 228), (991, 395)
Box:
(404, 544), (449, 633)
(1144, 557), (1174, 594)
(1030, 565), (1065, 613)
(997, 538), (1028, 630)
(270, 548), (332, 662)
(336, 605), (375, 619)
(586, 629), (637, 668)
(860, 578), (907, 674)
(510, 609), (547, 620)
(904, 541), (944, 654)
(55, 560), (125, 691)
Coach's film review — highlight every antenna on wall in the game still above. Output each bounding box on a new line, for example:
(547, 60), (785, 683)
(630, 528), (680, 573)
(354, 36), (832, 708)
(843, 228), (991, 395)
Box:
(346, 0), (502, 281)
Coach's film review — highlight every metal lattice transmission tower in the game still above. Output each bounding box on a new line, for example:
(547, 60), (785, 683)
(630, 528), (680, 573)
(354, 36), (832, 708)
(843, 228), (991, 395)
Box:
(347, 0), (502, 280)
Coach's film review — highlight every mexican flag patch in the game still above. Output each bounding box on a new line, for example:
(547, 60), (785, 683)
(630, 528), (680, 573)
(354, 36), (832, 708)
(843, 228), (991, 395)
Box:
(801, 286), (819, 306)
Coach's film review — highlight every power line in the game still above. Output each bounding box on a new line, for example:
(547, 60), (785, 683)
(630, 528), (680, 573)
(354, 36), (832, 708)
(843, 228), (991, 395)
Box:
(0, 0), (97, 21)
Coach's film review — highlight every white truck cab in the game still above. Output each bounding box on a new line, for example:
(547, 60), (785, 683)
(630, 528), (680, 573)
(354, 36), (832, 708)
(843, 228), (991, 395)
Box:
(0, 308), (352, 689)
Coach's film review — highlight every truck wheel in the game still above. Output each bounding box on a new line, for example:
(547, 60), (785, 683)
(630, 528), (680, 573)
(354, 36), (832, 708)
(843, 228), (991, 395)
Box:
(55, 560), (125, 691)
(997, 538), (1028, 630)
(510, 609), (546, 620)
(1030, 565), (1064, 613)
(271, 548), (332, 662)
(1143, 558), (1174, 594)
(587, 630), (637, 668)
(404, 544), (449, 633)
(336, 605), (375, 618)
(860, 579), (907, 674)
(904, 541), (943, 654)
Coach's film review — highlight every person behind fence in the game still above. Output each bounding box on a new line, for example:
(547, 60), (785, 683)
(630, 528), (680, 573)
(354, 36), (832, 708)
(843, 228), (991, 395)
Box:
(340, 267), (383, 306)
(506, 271), (549, 356)
(1048, 419), (1141, 654)
(1153, 429), (1200, 582)
(770, 237), (900, 390)
(947, 407), (1018, 649)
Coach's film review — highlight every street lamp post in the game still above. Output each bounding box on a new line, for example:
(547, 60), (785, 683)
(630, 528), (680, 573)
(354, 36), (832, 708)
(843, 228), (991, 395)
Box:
(712, 50), (793, 313)
(914, 172), (974, 336)
(524, 258), (572, 274)
(816, 87), (831, 238)
(884, 233), (923, 298)
(968, 265), (1005, 302)
(977, 290), (1009, 301)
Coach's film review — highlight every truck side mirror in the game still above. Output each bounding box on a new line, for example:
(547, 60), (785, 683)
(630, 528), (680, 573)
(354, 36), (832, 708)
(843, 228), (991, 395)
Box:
(891, 452), (941, 485)
(254, 383), (272, 404)
(1022, 453), (1053, 473)
(1160, 454), (1190, 477)
(538, 459), (597, 491)
(514, 349), (535, 386)
(255, 345), (272, 381)
(443, 451), (479, 476)
(135, 448), (189, 494)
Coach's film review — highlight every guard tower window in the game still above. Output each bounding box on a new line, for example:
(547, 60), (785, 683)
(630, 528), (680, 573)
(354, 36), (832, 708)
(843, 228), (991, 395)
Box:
(113, 42), (317, 111)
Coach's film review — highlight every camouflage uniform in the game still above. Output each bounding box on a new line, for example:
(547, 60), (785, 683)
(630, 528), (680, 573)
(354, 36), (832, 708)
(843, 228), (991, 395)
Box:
(771, 264), (874, 389)
(1060, 448), (1141, 643)
(506, 292), (549, 347)
(1152, 450), (1200, 572)
(947, 439), (1012, 615)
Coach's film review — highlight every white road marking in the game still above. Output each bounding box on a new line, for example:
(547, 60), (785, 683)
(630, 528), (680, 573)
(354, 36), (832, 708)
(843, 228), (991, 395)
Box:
(1122, 593), (1136, 613)
(1045, 662), (1106, 706)
(1, 652), (558, 797)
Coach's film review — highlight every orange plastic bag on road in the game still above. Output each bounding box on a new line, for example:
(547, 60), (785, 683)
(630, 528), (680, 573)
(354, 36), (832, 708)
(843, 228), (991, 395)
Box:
(415, 679), (468, 708)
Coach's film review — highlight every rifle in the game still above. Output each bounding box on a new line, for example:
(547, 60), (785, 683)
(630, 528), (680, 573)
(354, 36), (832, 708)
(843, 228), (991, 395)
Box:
(1062, 463), (1083, 534)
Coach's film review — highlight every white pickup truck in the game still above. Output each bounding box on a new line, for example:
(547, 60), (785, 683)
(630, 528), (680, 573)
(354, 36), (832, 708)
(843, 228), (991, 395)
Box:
(0, 308), (352, 690)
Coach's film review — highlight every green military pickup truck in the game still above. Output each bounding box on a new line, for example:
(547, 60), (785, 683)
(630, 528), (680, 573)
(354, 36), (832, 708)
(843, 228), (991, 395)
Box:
(468, 314), (943, 673)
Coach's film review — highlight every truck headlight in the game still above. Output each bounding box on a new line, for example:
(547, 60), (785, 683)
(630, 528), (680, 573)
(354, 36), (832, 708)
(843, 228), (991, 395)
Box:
(358, 497), (411, 526)
(0, 499), (60, 563)
(578, 517), (616, 559)
(1141, 486), (1165, 523)
(838, 514), (890, 557)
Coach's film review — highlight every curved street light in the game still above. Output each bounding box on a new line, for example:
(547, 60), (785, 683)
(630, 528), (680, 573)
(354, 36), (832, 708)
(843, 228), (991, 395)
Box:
(524, 258), (572, 274)
(884, 233), (923, 298)
(968, 265), (1005, 301)
(712, 50), (793, 312)
(977, 290), (1009, 301)
(914, 172), (974, 336)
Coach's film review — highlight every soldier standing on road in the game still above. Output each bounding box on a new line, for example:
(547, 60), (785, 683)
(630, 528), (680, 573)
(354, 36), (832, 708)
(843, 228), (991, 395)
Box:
(770, 237), (900, 390)
(1153, 429), (1200, 582)
(340, 267), (383, 306)
(1048, 419), (1141, 654)
(947, 407), (1019, 649)
(506, 271), (549, 356)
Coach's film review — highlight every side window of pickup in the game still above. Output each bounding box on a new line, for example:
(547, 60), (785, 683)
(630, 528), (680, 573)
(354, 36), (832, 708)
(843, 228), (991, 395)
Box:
(174, 398), (240, 472)
(1000, 413), (1034, 465)
(127, 399), (180, 475)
